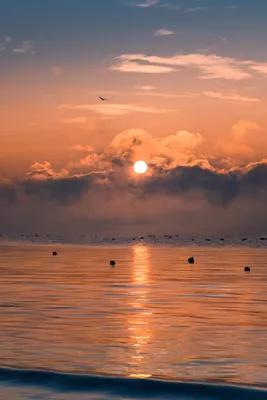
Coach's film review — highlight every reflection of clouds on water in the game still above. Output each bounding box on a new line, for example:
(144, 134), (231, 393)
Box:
(128, 245), (152, 378)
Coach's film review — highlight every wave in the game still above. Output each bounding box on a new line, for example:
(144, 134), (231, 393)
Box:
(0, 367), (267, 399)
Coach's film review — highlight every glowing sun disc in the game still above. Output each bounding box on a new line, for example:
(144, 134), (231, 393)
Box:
(134, 161), (148, 174)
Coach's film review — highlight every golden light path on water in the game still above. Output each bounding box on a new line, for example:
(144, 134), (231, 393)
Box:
(128, 245), (152, 379)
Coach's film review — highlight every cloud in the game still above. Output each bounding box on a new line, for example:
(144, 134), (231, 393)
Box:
(136, 0), (159, 7)
(215, 120), (261, 163)
(0, 181), (17, 205)
(137, 91), (197, 98)
(25, 162), (69, 181)
(158, 3), (181, 10)
(203, 91), (261, 103)
(0, 35), (11, 51)
(134, 86), (155, 90)
(154, 29), (175, 36)
(186, 6), (237, 12)
(111, 60), (175, 74)
(249, 63), (267, 75)
(59, 103), (177, 116)
(111, 53), (252, 80)
(13, 41), (35, 54)
(3, 125), (267, 236)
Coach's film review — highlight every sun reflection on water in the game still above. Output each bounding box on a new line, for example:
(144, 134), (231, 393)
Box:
(127, 245), (152, 378)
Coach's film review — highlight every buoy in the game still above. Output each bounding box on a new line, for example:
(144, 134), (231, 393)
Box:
(52, 251), (57, 256)
(110, 260), (116, 267)
(244, 266), (250, 272)
(188, 257), (194, 264)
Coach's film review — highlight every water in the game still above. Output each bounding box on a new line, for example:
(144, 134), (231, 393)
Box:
(1, 242), (267, 399)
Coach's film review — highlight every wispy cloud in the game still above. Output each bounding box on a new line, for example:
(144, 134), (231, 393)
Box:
(249, 63), (267, 75)
(0, 35), (11, 51)
(136, 0), (159, 7)
(159, 3), (181, 10)
(111, 53), (251, 80)
(203, 91), (261, 103)
(134, 85), (155, 90)
(13, 40), (35, 54)
(59, 103), (177, 116)
(137, 91), (197, 98)
(154, 29), (175, 36)
(111, 59), (175, 74)
(186, 5), (237, 12)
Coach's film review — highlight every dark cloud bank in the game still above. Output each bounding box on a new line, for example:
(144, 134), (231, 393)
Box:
(1, 162), (267, 237)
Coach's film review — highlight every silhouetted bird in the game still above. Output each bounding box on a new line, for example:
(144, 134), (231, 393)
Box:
(244, 266), (250, 272)
(220, 238), (224, 241)
(99, 96), (107, 101)
(52, 251), (57, 256)
(205, 238), (210, 242)
(110, 260), (116, 267)
(188, 257), (195, 264)
(133, 238), (136, 241)
(112, 238), (115, 241)
(242, 238), (247, 242)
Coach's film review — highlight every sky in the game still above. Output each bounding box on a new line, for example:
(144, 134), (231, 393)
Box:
(1, 0), (267, 237)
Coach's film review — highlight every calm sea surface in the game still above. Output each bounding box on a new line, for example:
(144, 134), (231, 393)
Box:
(1, 242), (267, 399)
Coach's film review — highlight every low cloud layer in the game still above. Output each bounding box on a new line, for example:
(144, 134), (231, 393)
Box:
(1, 126), (267, 236)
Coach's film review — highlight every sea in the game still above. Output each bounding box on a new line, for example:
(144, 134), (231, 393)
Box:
(1, 235), (267, 399)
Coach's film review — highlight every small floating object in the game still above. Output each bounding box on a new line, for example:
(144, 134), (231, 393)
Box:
(132, 238), (135, 241)
(110, 260), (116, 267)
(52, 251), (57, 256)
(244, 266), (250, 272)
(220, 238), (224, 241)
(205, 238), (210, 242)
(242, 238), (247, 242)
(188, 257), (195, 264)
(112, 238), (115, 241)
(140, 236), (144, 240)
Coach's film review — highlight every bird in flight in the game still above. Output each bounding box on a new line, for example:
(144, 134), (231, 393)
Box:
(99, 96), (108, 101)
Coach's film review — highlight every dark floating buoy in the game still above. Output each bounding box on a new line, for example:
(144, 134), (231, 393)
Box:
(244, 266), (250, 272)
(52, 251), (57, 256)
(188, 257), (195, 264)
(110, 260), (116, 267)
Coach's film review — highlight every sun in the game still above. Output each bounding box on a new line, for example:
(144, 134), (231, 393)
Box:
(133, 160), (148, 174)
